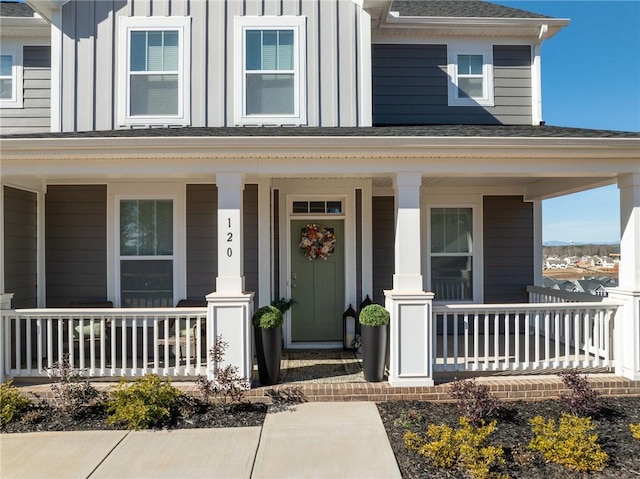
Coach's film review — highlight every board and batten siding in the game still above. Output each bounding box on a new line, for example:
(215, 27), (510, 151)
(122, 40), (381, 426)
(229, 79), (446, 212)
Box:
(483, 195), (534, 303)
(45, 185), (108, 307)
(0, 45), (51, 135)
(372, 44), (532, 125)
(3, 186), (38, 308)
(59, 0), (366, 131)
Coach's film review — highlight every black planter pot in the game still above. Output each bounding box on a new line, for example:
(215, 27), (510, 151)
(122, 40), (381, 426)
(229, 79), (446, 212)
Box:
(254, 325), (283, 386)
(361, 324), (387, 382)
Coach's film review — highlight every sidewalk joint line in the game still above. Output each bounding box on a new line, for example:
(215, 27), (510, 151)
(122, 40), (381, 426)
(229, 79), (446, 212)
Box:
(85, 431), (131, 479)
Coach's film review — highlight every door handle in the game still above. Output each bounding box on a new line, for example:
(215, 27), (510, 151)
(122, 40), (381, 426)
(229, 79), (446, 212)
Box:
(291, 282), (297, 288)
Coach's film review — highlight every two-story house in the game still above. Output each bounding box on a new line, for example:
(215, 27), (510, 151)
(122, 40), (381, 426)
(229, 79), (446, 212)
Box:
(1, 0), (639, 387)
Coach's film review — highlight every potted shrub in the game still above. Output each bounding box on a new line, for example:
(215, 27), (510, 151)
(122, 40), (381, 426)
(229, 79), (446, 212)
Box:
(252, 305), (283, 386)
(359, 304), (390, 382)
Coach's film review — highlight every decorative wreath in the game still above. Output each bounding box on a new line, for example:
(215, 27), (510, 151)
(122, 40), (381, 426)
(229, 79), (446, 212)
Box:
(299, 224), (336, 261)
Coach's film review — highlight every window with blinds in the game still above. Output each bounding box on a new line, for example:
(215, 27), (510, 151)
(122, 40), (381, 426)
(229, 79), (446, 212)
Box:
(118, 17), (190, 126)
(234, 16), (307, 126)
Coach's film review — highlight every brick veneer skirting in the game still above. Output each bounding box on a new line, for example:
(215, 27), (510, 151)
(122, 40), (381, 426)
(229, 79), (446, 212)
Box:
(14, 374), (640, 404)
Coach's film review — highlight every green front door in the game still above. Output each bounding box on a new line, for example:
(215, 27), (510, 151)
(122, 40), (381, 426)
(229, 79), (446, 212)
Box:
(290, 220), (345, 342)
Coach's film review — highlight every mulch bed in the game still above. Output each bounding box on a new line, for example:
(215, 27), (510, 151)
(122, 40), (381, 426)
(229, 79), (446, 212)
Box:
(377, 396), (640, 478)
(1, 396), (267, 434)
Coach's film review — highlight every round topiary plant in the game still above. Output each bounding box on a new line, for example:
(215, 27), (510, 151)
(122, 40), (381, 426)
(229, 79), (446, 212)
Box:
(359, 304), (390, 327)
(252, 305), (284, 329)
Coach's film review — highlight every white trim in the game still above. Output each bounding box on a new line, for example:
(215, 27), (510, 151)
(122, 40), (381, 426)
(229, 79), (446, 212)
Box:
(234, 16), (307, 126)
(531, 41), (543, 125)
(447, 42), (494, 107)
(358, 9), (373, 126)
(107, 183), (186, 307)
(0, 184), (4, 294)
(37, 188), (46, 307)
(361, 182), (373, 300)
(117, 16), (191, 127)
(533, 199), (543, 287)
(50, 9), (62, 132)
(257, 179), (272, 307)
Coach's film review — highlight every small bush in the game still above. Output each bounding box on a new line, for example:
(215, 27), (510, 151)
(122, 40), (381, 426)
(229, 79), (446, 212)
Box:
(404, 417), (507, 479)
(528, 414), (608, 472)
(358, 304), (390, 327)
(0, 381), (31, 426)
(252, 305), (283, 329)
(107, 374), (182, 430)
(630, 423), (640, 440)
(270, 297), (296, 314)
(196, 335), (249, 406)
(393, 408), (424, 429)
(448, 379), (501, 426)
(558, 368), (601, 416)
(47, 353), (102, 416)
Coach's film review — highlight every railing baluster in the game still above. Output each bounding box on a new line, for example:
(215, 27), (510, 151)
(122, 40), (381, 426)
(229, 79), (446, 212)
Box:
(504, 312), (510, 371)
(453, 310), (458, 370)
(553, 310), (560, 368)
(143, 316), (148, 376)
(473, 312), (479, 371)
(442, 310), (448, 368)
(483, 313), (489, 371)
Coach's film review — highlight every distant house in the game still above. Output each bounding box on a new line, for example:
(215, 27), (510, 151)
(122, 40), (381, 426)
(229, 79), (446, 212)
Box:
(545, 259), (568, 270)
(574, 280), (608, 297)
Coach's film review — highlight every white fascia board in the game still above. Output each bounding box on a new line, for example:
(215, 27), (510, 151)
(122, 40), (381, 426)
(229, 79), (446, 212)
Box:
(24, 1), (68, 23)
(381, 16), (569, 39)
(0, 17), (50, 36)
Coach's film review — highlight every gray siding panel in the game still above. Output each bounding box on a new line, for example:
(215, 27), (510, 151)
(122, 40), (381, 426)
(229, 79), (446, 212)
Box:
(243, 184), (260, 305)
(483, 196), (534, 303)
(185, 184), (259, 304)
(45, 185), (108, 307)
(372, 44), (532, 125)
(372, 196), (394, 305)
(61, 0), (365, 131)
(4, 187), (38, 308)
(186, 184), (217, 301)
(0, 46), (51, 134)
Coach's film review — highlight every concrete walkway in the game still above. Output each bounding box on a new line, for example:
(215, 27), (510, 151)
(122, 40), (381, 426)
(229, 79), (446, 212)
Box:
(0, 402), (401, 479)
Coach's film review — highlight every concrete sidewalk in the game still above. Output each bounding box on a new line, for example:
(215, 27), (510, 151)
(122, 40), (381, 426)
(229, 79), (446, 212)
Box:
(0, 402), (401, 479)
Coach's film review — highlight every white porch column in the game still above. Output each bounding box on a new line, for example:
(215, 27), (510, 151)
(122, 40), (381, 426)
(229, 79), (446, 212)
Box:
(0, 293), (14, 382)
(385, 173), (434, 387)
(611, 173), (640, 380)
(206, 173), (254, 381)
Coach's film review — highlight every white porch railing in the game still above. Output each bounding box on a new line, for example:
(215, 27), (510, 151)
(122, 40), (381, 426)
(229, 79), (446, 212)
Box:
(1, 308), (208, 379)
(433, 302), (620, 373)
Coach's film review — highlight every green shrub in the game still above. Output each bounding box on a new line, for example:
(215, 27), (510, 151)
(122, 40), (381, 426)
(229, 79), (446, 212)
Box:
(106, 375), (181, 430)
(528, 414), (608, 472)
(252, 305), (283, 329)
(358, 304), (390, 327)
(404, 417), (507, 479)
(0, 381), (31, 426)
(630, 423), (640, 440)
(448, 378), (501, 426)
(270, 297), (296, 314)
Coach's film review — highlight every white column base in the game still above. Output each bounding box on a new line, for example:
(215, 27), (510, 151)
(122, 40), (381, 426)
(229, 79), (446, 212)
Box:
(385, 290), (435, 387)
(206, 291), (255, 381)
(609, 288), (640, 380)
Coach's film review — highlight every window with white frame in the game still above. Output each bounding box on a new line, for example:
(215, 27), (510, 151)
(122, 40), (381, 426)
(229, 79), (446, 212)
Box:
(447, 45), (494, 107)
(118, 17), (190, 126)
(430, 207), (474, 301)
(119, 199), (174, 307)
(235, 16), (306, 125)
(0, 45), (23, 108)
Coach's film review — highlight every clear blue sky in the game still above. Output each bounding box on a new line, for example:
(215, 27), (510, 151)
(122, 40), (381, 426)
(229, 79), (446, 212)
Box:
(494, 0), (640, 244)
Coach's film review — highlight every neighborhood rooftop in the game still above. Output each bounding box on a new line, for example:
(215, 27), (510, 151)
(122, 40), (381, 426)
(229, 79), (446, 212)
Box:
(0, 1), (36, 17)
(390, 0), (551, 19)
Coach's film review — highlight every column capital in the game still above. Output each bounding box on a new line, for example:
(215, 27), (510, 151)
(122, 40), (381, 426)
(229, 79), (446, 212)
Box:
(618, 173), (640, 189)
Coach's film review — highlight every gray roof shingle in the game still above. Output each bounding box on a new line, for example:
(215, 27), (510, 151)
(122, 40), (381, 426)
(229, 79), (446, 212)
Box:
(0, 1), (35, 17)
(2, 125), (639, 140)
(390, 0), (550, 19)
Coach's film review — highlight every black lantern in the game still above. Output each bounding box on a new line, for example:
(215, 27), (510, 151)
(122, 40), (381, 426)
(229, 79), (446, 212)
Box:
(343, 304), (358, 349)
(358, 295), (373, 335)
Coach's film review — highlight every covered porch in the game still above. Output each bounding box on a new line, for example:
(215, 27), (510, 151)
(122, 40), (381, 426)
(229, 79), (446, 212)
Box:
(1, 127), (639, 386)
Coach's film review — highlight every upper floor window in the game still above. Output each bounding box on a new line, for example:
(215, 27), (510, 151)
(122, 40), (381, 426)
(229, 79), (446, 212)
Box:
(448, 44), (494, 107)
(118, 17), (191, 127)
(0, 55), (14, 100)
(234, 16), (306, 125)
(0, 43), (23, 108)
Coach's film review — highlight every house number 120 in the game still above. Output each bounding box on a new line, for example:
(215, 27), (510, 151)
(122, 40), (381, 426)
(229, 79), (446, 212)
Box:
(226, 218), (233, 257)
